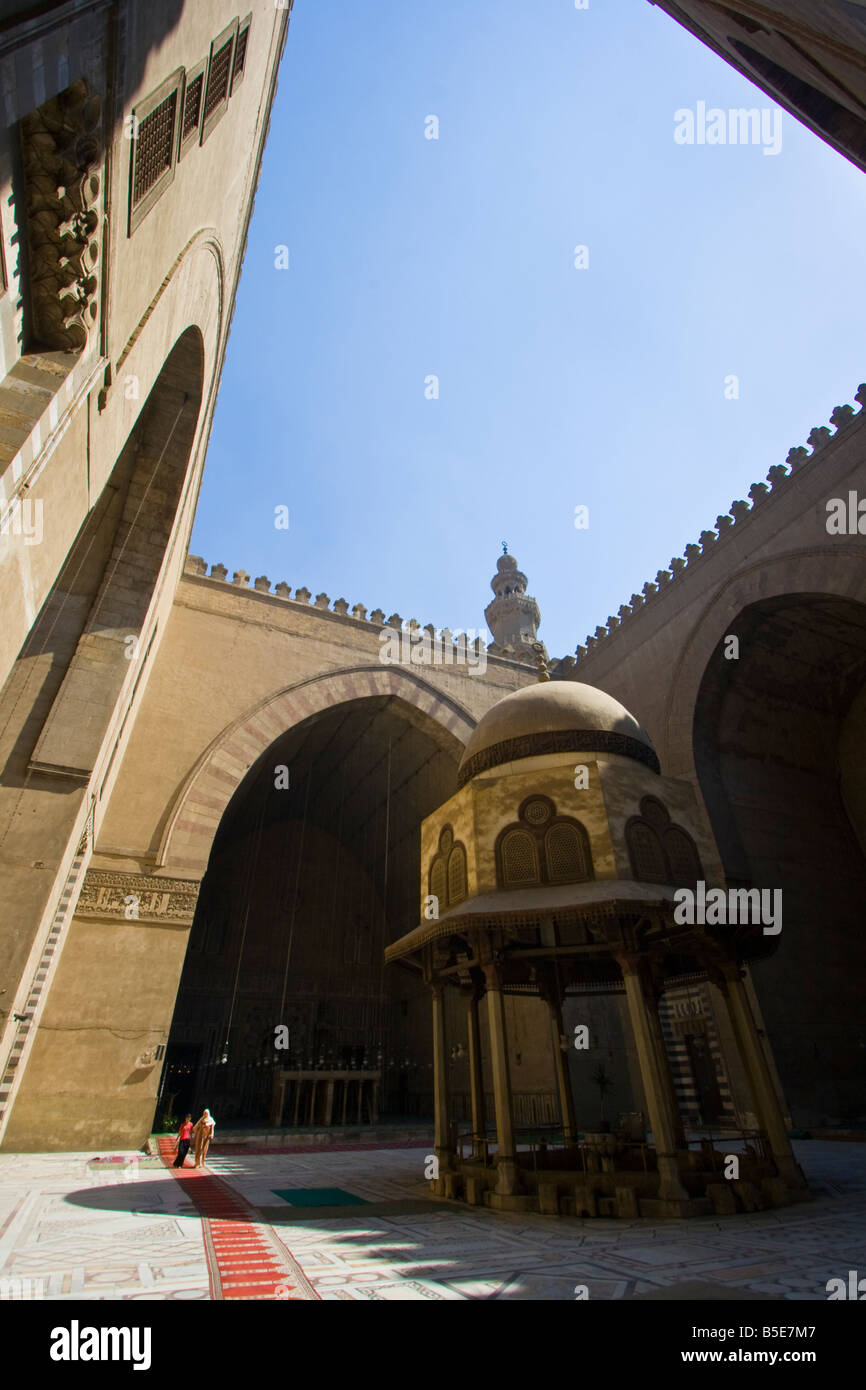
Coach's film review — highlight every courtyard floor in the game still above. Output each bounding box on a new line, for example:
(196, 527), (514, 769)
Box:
(0, 1139), (862, 1301)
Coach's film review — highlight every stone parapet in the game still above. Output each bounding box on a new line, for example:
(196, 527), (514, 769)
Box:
(573, 383), (866, 663)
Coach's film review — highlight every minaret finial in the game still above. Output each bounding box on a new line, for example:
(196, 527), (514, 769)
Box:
(484, 544), (544, 665)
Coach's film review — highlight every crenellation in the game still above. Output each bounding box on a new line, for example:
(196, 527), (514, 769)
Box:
(830, 404), (856, 431)
(254, 576), (271, 593)
(807, 426), (832, 452)
(194, 385), (864, 679)
(786, 446), (809, 471)
(574, 381), (865, 663)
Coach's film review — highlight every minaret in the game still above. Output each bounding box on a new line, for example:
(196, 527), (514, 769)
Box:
(484, 544), (544, 661)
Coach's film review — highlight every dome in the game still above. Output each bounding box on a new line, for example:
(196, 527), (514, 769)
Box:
(457, 680), (659, 786)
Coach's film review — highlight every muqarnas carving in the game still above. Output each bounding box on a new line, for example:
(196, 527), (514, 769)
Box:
(19, 78), (103, 352)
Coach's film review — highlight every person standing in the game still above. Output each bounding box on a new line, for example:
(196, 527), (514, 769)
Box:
(193, 1108), (216, 1167)
(173, 1114), (194, 1168)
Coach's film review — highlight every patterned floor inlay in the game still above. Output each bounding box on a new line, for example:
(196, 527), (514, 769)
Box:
(0, 1140), (862, 1300)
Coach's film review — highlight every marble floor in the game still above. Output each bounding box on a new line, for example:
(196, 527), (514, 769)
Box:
(0, 1141), (862, 1301)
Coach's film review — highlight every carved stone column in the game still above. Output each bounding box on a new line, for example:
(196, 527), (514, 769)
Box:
(483, 963), (519, 1196)
(716, 961), (806, 1189)
(465, 989), (487, 1158)
(431, 983), (453, 1172)
(617, 953), (688, 1203)
(645, 963), (686, 1150)
(538, 971), (577, 1146)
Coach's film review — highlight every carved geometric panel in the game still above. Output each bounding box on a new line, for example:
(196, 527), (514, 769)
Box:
(76, 870), (200, 925)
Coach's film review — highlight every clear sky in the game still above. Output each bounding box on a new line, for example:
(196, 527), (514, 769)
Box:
(191, 0), (866, 658)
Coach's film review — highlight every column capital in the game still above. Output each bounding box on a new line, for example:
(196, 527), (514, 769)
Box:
(703, 952), (744, 993)
(535, 963), (566, 1010)
(615, 951), (647, 981)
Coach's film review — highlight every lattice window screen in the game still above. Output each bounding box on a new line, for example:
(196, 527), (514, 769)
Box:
(447, 845), (467, 905)
(501, 829), (540, 886)
(663, 826), (702, 884)
(132, 91), (177, 205)
(545, 823), (589, 883)
(233, 25), (250, 87)
(627, 822), (667, 883)
(430, 858), (446, 907)
(182, 73), (203, 138)
(204, 39), (233, 121)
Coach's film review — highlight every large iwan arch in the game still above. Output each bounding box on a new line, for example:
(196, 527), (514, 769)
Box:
(159, 666), (477, 876)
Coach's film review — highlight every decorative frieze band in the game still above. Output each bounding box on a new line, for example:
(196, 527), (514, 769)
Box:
(456, 728), (661, 788)
(76, 869), (200, 925)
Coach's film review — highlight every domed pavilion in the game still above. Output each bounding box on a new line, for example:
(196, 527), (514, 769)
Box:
(385, 673), (809, 1218)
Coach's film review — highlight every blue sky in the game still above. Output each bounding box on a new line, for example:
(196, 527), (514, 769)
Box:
(191, 0), (866, 658)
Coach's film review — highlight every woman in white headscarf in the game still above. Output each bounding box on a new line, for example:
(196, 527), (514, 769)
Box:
(192, 1108), (216, 1167)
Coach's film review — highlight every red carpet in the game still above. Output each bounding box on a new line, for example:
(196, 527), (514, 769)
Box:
(157, 1137), (317, 1301)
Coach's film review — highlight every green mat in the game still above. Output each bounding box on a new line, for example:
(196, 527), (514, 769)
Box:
(272, 1187), (367, 1207)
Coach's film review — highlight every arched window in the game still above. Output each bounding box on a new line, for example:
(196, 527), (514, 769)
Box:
(627, 821), (667, 883)
(500, 828), (540, 886)
(496, 795), (592, 890)
(626, 798), (703, 886)
(447, 844), (467, 905)
(429, 857), (446, 906)
(428, 824), (469, 911)
(663, 826), (702, 885)
(545, 822), (590, 884)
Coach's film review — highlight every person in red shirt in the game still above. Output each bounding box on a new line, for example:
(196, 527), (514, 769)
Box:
(173, 1115), (194, 1168)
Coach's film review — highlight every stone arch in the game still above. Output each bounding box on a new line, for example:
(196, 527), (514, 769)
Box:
(158, 666), (477, 875)
(682, 556), (866, 1127)
(662, 547), (866, 780)
(21, 325), (206, 781)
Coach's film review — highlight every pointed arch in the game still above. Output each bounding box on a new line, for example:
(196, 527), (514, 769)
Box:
(157, 665), (476, 875)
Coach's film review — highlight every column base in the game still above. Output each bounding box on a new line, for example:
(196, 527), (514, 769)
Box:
(657, 1153), (689, 1202)
(493, 1157), (520, 1196)
(773, 1155), (809, 1190)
